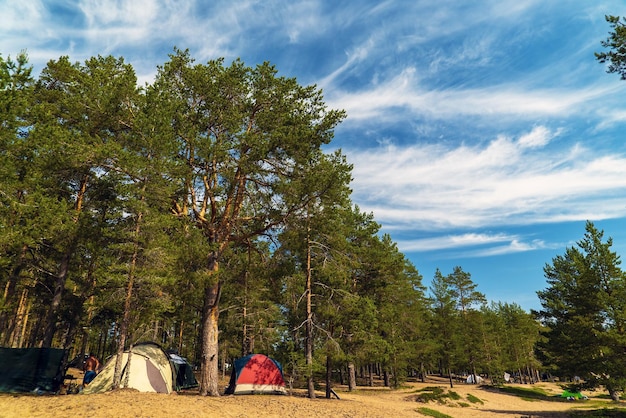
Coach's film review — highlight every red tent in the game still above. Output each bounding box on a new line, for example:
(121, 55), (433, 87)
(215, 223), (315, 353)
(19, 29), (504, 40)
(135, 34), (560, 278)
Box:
(225, 354), (286, 395)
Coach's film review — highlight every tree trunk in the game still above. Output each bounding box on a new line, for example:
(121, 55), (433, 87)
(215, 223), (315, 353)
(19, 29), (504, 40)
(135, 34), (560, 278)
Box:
(305, 223), (315, 399)
(113, 327), (127, 389)
(11, 289), (29, 348)
(448, 368), (454, 388)
(42, 249), (73, 347)
(0, 245), (27, 345)
(113, 211), (142, 389)
(152, 320), (159, 342)
(348, 362), (356, 391)
(177, 316), (185, 355)
(325, 355), (332, 399)
(123, 344), (134, 388)
(199, 255), (221, 396)
(472, 363), (478, 385)
(42, 175), (88, 348)
(18, 298), (30, 348)
(113, 269), (133, 389)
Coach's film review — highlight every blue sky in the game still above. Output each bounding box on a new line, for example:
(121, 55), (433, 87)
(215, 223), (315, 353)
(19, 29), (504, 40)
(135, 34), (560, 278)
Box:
(3, 0), (626, 311)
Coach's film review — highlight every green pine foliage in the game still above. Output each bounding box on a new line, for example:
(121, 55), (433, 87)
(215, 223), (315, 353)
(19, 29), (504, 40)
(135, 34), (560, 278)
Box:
(536, 222), (626, 400)
(4, 50), (620, 398)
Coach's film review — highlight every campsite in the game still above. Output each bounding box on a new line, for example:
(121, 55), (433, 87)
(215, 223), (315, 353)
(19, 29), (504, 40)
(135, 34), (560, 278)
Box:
(1, 375), (624, 418)
(5, 11), (626, 417)
(2, 347), (623, 417)
(4, 343), (626, 417)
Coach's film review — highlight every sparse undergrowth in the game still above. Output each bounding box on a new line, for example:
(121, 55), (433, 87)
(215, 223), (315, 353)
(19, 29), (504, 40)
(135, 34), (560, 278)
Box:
(416, 407), (453, 418)
(447, 390), (461, 400)
(466, 393), (483, 404)
(413, 386), (483, 407)
(414, 386), (447, 403)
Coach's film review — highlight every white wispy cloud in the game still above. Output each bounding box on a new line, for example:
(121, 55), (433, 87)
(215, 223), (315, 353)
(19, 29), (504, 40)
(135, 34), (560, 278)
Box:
(0, 0), (45, 33)
(396, 232), (552, 258)
(78, 0), (159, 26)
(347, 126), (626, 230)
(464, 239), (550, 257)
(397, 232), (521, 251)
(327, 67), (617, 122)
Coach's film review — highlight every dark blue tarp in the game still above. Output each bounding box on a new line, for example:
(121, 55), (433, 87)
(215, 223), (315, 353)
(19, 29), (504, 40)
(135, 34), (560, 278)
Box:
(0, 347), (66, 393)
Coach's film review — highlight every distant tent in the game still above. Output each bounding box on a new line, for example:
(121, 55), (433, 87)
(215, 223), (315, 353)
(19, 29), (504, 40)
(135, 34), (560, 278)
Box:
(0, 347), (66, 393)
(84, 342), (174, 394)
(168, 352), (198, 390)
(561, 390), (587, 400)
(225, 354), (286, 395)
(466, 374), (483, 384)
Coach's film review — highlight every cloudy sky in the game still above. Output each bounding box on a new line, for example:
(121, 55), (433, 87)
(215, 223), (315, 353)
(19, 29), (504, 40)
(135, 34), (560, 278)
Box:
(3, 0), (626, 310)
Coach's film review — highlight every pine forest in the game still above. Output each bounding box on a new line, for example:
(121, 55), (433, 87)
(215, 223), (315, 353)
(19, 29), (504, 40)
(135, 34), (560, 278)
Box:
(3, 44), (626, 398)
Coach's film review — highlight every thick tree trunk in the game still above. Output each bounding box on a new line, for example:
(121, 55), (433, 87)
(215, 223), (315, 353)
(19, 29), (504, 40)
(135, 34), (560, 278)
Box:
(348, 362), (356, 391)
(199, 256), (221, 396)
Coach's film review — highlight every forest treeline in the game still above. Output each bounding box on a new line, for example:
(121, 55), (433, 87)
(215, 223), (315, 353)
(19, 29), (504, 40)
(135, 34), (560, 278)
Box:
(0, 50), (543, 395)
(3, 19), (626, 397)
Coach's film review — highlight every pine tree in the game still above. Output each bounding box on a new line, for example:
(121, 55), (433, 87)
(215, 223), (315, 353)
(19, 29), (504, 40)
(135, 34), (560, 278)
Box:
(536, 221), (626, 400)
(429, 269), (459, 387)
(18, 55), (137, 347)
(596, 15), (626, 79)
(152, 50), (347, 395)
(444, 266), (486, 384)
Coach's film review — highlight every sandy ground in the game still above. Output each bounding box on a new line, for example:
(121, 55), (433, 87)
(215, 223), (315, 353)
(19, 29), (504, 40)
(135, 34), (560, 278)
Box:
(0, 374), (620, 418)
